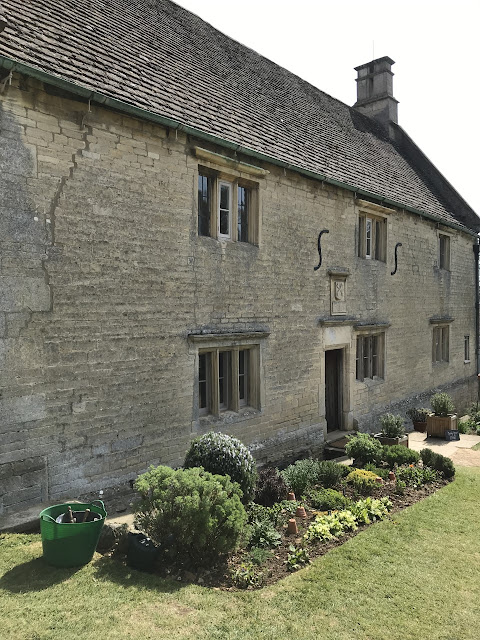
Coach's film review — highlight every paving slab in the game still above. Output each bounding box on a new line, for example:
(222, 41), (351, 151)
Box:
(408, 430), (480, 465)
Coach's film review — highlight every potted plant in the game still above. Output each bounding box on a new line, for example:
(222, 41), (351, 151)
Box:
(374, 413), (408, 447)
(406, 407), (431, 433)
(426, 392), (458, 437)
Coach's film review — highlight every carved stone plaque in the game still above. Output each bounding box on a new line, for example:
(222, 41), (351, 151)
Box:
(330, 276), (347, 315)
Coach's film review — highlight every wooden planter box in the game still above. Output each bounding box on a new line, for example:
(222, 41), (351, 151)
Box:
(412, 421), (427, 433)
(426, 414), (458, 438)
(374, 434), (409, 447)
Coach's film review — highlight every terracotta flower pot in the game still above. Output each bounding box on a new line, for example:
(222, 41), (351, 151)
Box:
(388, 471), (396, 481)
(295, 506), (307, 518)
(287, 519), (298, 535)
(375, 476), (383, 484)
(287, 491), (296, 501)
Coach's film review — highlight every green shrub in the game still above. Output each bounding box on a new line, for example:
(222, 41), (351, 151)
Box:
(134, 465), (247, 568)
(430, 392), (455, 417)
(379, 413), (405, 438)
(406, 407), (431, 424)
(420, 448), (455, 479)
(184, 431), (258, 502)
(382, 445), (420, 469)
(363, 463), (390, 480)
(281, 459), (320, 496)
(264, 499), (300, 526)
(346, 468), (379, 495)
(254, 467), (287, 507)
(316, 460), (349, 488)
(305, 487), (350, 511)
(458, 420), (470, 434)
(345, 433), (383, 465)
(248, 547), (273, 566)
(395, 466), (440, 487)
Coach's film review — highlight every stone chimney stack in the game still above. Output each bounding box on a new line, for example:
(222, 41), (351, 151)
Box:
(354, 57), (398, 132)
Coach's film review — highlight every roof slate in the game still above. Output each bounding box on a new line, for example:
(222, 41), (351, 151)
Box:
(0, 0), (478, 231)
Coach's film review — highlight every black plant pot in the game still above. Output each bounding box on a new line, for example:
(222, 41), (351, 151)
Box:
(127, 532), (160, 572)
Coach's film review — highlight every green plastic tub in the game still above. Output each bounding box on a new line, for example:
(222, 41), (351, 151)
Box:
(39, 500), (107, 568)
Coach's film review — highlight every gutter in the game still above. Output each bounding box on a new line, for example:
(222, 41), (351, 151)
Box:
(0, 54), (477, 238)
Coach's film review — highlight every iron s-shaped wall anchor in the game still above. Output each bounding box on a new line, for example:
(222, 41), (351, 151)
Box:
(391, 242), (402, 275)
(314, 229), (329, 271)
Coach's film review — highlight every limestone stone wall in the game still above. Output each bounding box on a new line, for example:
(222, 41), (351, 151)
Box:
(0, 74), (477, 519)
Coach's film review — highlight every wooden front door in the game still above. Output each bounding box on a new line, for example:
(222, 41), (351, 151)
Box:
(325, 349), (342, 432)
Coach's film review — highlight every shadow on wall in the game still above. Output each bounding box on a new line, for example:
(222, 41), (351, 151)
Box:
(0, 102), (51, 515)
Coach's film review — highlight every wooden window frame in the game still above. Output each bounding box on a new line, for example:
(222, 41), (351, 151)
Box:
(439, 233), (451, 270)
(356, 331), (385, 381)
(198, 345), (260, 417)
(464, 335), (470, 363)
(197, 168), (259, 245)
(432, 325), (449, 363)
(358, 212), (387, 262)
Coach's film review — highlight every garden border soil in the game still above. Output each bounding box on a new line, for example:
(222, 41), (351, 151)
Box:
(106, 478), (449, 590)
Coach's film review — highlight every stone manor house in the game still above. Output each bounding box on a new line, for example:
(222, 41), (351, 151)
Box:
(0, 0), (479, 519)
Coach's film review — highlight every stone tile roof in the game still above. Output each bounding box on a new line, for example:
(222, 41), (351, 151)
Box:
(0, 0), (478, 231)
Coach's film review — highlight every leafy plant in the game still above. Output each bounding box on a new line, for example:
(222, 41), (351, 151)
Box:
(248, 518), (282, 549)
(303, 514), (340, 543)
(395, 466), (439, 487)
(184, 431), (258, 502)
(231, 563), (262, 588)
(420, 448), (455, 479)
(350, 497), (392, 523)
(264, 499), (300, 526)
(285, 545), (310, 571)
(379, 413), (405, 438)
(406, 407), (431, 424)
(394, 479), (407, 495)
(248, 546), (273, 566)
(134, 465), (247, 568)
(254, 467), (287, 507)
(363, 463), (390, 480)
(346, 468), (379, 495)
(281, 459), (320, 496)
(430, 392), (455, 417)
(382, 445), (420, 469)
(316, 460), (349, 488)
(305, 487), (350, 511)
(345, 433), (383, 465)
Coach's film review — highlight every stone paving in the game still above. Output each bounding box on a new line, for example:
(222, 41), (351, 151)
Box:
(408, 430), (480, 467)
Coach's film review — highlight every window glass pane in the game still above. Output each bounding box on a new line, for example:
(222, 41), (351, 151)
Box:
(239, 349), (248, 404)
(363, 336), (370, 378)
(356, 337), (362, 380)
(219, 183), (231, 236)
(198, 175), (211, 236)
(465, 335), (470, 361)
(219, 351), (230, 408)
(371, 335), (378, 376)
(199, 353), (209, 410)
(238, 186), (249, 242)
(365, 219), (372, 257)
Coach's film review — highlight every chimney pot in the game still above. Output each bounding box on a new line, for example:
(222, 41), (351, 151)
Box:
(354, 56), (399, 132)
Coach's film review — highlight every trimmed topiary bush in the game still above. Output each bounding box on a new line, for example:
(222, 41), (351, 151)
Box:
(382, 445), (420, 469)
(184, 431), (258, 502)
(134, 465), (247, 568)
(346, 468), (379, 495)
(420, 448), (455, 479)
(281, 459), (320, 497)
(254, 467), (288, 507)
(345, 433), (383, 465)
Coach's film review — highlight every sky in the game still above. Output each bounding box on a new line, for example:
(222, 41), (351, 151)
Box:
(174, 0), (480, 216)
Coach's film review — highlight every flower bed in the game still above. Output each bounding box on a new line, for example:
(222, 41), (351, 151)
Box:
(104, 433), (454, 591)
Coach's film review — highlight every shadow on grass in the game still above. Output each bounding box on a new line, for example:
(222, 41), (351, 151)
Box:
(0, 557), (82, 593)
(93, 555), (183, 594)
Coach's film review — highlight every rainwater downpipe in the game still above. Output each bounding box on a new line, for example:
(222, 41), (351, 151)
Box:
(474, 238), (480, 377)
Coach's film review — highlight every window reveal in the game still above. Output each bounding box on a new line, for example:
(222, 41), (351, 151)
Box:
(356, 333), (385, 381)
(432, 326), (449, 363)
(358, 213), (386, 261)
(439, 234), (450, 270)
(198, 347), (258, 415)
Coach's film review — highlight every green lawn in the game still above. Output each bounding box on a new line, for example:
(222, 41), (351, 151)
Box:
(472, 442), (480, 451)
(2, 467), (480, 640)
